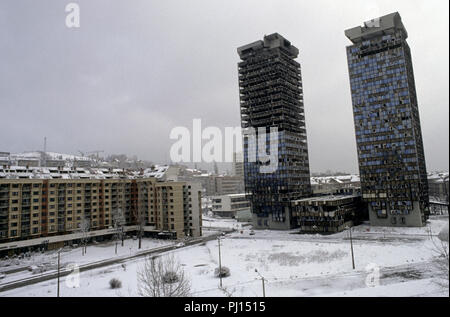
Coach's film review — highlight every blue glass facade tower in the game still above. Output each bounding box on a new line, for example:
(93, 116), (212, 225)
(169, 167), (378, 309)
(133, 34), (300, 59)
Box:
(345, 13), (429, 226)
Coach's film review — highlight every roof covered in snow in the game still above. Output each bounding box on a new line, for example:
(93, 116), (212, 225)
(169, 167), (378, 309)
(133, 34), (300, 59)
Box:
(310, 175), (360, 185)
(0, 165), (172, 180)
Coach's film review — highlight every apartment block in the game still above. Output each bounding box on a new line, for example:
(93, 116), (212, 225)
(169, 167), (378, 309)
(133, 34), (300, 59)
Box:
(345, 12), (429, 227)
(0, 166), (202, 251)
(214, 175), (244, 196)
(232, 152), (244, 178)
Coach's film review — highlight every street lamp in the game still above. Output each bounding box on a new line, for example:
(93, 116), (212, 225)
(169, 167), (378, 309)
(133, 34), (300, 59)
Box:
(255, 268), (266, 297)
(218, 237), (223, 288)
(345, 225), (355, 270)
(57, 249), (61, 297)
(56, 246), (71, 297)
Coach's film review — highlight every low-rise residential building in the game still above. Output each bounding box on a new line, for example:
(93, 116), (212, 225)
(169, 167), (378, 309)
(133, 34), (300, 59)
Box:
(17, 159), (40, 167)
(310, 175), (361, 195)
(428, 172), (449, 203)
(73, 160), (92, 168)
(0, 152), (10, 167)
(232, 152), (244, 178)
(211, 193), (250, 218)
(45, 159), (66, 168)
(215, 175), (244, 196)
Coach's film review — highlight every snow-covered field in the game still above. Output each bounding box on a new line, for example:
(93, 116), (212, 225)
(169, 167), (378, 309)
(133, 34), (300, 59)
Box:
(1, 217), (448, 297)
(0, 238), (173, 285)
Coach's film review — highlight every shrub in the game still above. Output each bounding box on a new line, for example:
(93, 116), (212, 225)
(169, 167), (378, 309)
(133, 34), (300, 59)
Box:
(162, 271), (179, 284)
(214, 266), (230, 278)
(109, 278), (122, 289)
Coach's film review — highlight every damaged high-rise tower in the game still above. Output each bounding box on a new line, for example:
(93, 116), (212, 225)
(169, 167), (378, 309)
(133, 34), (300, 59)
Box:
(345, 12), (429, 227)
(237, 33), (311, 230)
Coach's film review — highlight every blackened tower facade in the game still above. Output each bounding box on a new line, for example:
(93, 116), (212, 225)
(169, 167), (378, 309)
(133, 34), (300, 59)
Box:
(237, 33), (311, 230)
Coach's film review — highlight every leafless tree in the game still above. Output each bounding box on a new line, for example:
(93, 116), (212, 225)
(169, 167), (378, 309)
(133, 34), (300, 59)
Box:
(112, 208), (126, 253)
(137, 209), (146, 250)
(136, 184), (147, 249)
(137, 254), (191, 297)
(428, 226), (449, 285)
(79, 217), (90, 256)
(219, 286), (236, 297)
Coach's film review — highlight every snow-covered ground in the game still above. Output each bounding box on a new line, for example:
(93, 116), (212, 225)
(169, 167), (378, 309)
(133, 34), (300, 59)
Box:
(1, 217), (448, 297)
(0, 238), (173, 285)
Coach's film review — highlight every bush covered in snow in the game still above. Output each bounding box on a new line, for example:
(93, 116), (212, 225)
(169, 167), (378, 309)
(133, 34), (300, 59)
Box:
(162, 271), (179, 284)
(109, 278), (122, 289)
(214, 266), (230, 278)
(438, 226), (449, 243)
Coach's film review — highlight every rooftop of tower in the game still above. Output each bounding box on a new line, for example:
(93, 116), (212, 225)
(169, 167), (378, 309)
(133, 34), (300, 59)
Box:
(237, 33), (299, 58)
(345, 12), (408, 44)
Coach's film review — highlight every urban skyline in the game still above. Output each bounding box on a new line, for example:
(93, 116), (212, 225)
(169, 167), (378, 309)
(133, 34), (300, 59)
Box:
(0, 0), (448, 174)
(0, 1), (448, 300)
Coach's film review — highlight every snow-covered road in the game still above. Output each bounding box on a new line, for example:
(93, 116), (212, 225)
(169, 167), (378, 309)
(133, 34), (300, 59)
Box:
(1, 217), (448, 297)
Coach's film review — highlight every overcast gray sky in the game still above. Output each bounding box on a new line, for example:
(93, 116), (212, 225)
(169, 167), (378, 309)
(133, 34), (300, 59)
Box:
(0, 0), (448, 173)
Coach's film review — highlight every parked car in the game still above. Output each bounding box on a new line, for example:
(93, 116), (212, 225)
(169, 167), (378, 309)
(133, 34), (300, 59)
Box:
(249, 230), (255, 235)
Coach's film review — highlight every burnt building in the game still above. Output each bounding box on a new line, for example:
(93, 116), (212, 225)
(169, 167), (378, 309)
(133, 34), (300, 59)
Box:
(345, 12), (429, 227)
(292, 194), (367, 233)
(237, 33), (311, 230)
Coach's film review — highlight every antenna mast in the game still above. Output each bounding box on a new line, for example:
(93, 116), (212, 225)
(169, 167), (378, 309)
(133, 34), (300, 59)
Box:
(42, 136), (47, 167)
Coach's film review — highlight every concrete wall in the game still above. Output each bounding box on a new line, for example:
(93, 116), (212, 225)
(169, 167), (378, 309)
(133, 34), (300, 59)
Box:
(368, 201), (424, 227)
(251, 207), (293, 230)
